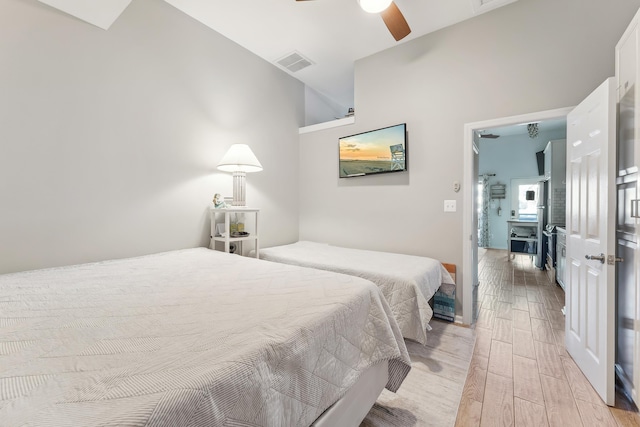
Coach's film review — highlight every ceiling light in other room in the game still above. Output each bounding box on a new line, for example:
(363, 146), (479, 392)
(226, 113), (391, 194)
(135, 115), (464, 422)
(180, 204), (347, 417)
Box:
(358, 0), (393, 14)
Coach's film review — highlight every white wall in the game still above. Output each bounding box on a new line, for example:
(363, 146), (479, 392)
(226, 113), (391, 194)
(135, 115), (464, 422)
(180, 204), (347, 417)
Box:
(304, 86), (350, 126)
(0, 0), (304, 274)
(298, 0), (640, 317)
(479, 129), (565, 249)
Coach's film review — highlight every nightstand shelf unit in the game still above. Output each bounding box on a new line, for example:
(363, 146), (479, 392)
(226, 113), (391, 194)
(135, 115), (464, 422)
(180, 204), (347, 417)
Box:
(210, 207), (259, 258)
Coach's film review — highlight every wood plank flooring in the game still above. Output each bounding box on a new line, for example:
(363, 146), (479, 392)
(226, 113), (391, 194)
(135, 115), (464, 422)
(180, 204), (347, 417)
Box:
(456, 249), (640, 427)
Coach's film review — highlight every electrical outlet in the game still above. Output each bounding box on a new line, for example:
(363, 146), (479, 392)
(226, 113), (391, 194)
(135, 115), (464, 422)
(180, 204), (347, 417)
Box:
(444, 200), (457, 212)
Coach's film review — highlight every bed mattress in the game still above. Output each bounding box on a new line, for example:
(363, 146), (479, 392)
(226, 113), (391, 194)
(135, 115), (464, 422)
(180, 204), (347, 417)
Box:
(0, 248), (410, 427)
(259, 241), (456, 345)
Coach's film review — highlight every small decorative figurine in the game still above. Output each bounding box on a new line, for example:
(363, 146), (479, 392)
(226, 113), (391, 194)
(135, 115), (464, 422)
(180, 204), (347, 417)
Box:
(213, 193), (227, 208)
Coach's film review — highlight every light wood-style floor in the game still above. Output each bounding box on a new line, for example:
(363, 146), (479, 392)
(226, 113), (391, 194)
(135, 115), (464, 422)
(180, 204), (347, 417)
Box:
(455, 249), (640, 427)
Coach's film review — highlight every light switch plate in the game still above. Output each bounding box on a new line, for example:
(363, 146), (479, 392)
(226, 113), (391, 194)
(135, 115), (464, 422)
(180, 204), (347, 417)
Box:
(444, 200), (457, 212)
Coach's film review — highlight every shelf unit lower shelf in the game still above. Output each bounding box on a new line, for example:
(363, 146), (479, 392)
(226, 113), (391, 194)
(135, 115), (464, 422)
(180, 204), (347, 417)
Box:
(212, 236), (256, 243)
(210, 207), (260, 258)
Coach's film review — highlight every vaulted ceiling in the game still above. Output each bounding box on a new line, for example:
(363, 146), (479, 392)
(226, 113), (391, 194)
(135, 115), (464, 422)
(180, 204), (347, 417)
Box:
(37, 0), (519, 114)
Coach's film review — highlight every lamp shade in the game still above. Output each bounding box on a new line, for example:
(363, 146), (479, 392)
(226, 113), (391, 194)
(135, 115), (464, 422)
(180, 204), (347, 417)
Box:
(217, 144), (263, 173)
(357, 0), (392, 13)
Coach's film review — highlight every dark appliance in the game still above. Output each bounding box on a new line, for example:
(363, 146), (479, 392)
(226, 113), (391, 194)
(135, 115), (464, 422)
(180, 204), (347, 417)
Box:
(556, 227), (566, 290)
(543, 224), (559, 276)
(535, 180), (547, 270)
(615, 87), (637, 405)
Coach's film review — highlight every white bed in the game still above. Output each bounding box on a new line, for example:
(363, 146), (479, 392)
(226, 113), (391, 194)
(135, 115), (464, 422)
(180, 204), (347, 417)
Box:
(258, 241), (456, 345)
(0, 248), (410, 427)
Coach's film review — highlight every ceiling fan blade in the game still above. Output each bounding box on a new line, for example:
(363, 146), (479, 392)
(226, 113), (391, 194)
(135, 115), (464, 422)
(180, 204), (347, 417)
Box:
(381, 1), (411, 41)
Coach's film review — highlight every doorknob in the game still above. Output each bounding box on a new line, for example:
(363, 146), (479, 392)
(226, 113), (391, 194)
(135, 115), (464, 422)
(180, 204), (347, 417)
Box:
(585, 253), (605, 263)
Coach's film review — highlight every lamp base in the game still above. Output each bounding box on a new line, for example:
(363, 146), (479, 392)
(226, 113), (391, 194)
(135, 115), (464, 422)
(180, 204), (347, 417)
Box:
(232, 171), (247, 206)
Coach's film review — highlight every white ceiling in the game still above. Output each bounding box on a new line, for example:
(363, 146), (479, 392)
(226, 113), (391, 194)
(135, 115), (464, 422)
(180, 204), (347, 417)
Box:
(37, 0), (134, 30)
(480, 117), (567, 139)
(38, 0), (519, 112)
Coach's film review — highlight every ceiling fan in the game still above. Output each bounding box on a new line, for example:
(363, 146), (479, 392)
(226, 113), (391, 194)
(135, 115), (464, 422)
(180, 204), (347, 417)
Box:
(479, 132), (500, 139)
(296, 0), (411, 41)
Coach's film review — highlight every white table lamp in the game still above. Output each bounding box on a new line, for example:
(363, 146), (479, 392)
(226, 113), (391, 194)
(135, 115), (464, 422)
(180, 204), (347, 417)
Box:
(217, 144), (263, 206)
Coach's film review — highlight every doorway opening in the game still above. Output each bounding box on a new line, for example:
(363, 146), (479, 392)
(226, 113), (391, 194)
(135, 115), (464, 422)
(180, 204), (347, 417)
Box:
(461, 107), (572, 325)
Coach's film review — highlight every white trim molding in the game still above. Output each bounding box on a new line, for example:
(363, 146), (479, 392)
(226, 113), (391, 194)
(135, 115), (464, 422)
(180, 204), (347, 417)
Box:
(299, 116), (355, 134)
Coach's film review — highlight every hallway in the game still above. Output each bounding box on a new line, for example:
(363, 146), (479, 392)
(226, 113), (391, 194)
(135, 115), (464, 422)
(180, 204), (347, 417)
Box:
(455, 249), (640, 426)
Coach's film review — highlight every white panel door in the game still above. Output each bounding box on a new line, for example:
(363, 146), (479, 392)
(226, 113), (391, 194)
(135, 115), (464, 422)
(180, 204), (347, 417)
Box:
(565, 77), (617, 406)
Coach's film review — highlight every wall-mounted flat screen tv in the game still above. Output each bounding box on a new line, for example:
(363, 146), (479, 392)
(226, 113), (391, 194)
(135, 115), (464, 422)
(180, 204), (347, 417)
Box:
(339, 123), (407, 178)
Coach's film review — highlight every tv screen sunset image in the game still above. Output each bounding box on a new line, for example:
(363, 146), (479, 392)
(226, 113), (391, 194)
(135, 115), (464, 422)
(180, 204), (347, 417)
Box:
(339, 124), (406, 178)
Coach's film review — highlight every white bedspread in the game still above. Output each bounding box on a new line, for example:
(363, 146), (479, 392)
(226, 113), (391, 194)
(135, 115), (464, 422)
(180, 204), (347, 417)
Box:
(259, 241), (456, 345)
(0, 248), (410, 427)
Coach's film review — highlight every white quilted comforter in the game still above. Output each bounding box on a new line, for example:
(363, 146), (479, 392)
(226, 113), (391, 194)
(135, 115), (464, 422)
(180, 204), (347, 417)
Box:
(0, 248), (410, 427)
(259, 241), (456, 345)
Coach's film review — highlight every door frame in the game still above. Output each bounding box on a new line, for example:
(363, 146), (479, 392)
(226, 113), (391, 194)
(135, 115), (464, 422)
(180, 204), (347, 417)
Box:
(462, 107), (573, 325)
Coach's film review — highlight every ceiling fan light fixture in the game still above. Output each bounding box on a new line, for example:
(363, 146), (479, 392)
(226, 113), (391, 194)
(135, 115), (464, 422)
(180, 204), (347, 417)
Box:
(358, 0), (393, 14)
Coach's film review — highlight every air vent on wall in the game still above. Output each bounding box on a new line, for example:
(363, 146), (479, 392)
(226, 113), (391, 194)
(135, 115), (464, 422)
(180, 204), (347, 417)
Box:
(276, 51), (313, 73)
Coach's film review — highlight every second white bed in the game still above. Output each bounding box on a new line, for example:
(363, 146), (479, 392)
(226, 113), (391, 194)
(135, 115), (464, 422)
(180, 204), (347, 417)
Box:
(259, 241), (456, 345)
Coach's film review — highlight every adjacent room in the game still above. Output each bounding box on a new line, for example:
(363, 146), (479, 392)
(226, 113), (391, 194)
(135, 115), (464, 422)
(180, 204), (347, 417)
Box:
(1, 0), (640, 425)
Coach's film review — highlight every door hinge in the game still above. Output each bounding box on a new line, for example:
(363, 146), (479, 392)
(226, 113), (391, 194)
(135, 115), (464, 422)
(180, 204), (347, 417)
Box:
(631, 199), (640, 218)
(607, 255), (624, 265)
